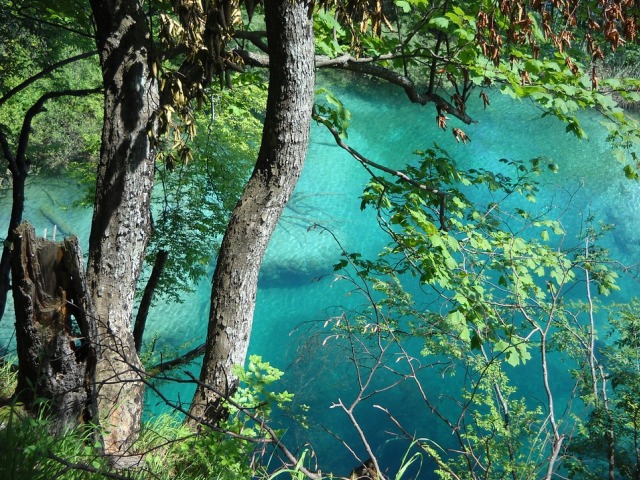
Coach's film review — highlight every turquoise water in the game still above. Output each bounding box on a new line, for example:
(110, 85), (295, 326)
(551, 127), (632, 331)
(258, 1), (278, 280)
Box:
(2, 75), (640, 477)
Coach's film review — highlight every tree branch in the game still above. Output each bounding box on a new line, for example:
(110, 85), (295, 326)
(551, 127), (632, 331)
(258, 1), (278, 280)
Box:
(0, 50), (98, 108)
(312, 108), (449, 231)
(11, 3), (95, 39)
(46, 451), (132, 480)
(15, 87), (102, 170)
(237, 49), (475, 125)
(233, 30), (269, 53)
(134, 249), (169, 352)
(146, 342), (205, 375)
(374, 404), (463, 480)
(182, 371), (323, 479)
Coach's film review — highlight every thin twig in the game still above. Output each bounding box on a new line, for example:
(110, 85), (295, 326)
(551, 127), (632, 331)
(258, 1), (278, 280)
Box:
(312, 109), (449, 231)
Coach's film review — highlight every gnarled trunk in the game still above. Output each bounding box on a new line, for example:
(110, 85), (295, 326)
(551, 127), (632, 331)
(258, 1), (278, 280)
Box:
(11, 222), (97, 432)
(189, 0), (315, 423)
(87, 0), (158, 456)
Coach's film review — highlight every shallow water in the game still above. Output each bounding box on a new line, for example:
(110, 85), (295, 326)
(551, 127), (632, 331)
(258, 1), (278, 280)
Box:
(1, 75), (639, 477)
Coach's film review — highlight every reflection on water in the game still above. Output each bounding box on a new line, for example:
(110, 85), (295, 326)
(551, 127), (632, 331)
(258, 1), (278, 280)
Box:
(1, 76), (640, 477)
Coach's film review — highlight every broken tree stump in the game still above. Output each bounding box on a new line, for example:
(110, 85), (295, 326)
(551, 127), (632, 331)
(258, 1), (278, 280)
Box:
(11, 221), (97, 432)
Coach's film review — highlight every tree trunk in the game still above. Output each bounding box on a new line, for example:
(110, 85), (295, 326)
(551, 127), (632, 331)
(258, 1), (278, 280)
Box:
(11, 222), (97, 432)
(0, 165), (25, 321)
(189, 0), (315, 423)
(1, 87), (100, 321)
(87, 0), (158, 456)
(134, 249), (169, 353)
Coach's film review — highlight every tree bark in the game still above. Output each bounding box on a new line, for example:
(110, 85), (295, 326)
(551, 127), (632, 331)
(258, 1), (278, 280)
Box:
(87, 0), (158, 456)
(0, 157), (25, 323)
(0, 54), (91, 319)
(189, 0), (315, 423)
(11, 222), (98, 433)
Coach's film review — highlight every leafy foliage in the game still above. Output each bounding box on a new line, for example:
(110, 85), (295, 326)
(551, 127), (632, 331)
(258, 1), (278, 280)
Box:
(145, 78), (266, 302)
(324, 145), (635, 478)
(2, 0), (640, 478)
(146, 356), (293, 479)
(26, 63), (102, 173)
(0, 356), (17, 400)
(141, 356), (299, 479)
(0, 408), (108, 480)
(0, 0), (100, 173)
(565, 300), (640, 479)
(0, 357), (304, 479)
(356, 146), (566, 357)
(313, 0), (640, 173)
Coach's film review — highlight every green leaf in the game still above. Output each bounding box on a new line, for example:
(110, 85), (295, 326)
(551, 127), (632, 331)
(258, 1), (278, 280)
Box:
(395, 0), (411, 13)
(430, 17), (450, 30)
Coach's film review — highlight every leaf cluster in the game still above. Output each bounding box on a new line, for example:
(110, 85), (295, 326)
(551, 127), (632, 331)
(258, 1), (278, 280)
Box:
(0, 408), (108, 480)
(325, 143), (632, 477)
(0, 0), (101, 175)
(145, 78), (266, 302)
(565, 300), (640, 479)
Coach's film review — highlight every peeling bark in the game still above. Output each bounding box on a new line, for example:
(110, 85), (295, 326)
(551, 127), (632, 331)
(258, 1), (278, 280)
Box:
(189, 0), (316, 423)
(11, 222), (97, 432)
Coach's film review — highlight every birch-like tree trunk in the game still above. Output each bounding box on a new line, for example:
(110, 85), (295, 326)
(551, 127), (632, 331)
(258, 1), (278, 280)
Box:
(189, 0), (315, 423)
(87, 0), (158, 457)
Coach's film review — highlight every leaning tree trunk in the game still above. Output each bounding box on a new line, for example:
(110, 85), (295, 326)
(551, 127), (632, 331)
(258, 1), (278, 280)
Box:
(11, 222), (98, 432)
(87, 0), (158, 458)
(0, 161), (26, 321)
(189, 0), (315, 423)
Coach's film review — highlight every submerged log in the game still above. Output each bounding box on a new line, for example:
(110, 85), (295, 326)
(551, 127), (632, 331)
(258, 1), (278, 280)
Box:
(11, 221), (97, 432)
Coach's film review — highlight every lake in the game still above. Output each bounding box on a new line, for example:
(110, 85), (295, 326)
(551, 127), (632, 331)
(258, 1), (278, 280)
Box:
(1, 74), (639, 478)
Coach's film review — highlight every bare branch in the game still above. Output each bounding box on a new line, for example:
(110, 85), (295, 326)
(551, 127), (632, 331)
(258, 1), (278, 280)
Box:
(233, 30), (269, 53)
(331, 399), (384, 478)
(46, 451), (132, 480)
(146, 342), (205, 375)
(237, 49), (475, 125)
(0, 50), (98, 108)
(374, 404), (463, 480)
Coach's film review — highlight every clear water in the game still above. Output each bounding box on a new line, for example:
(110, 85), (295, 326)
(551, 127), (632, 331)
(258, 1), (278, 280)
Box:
(1, 74), (639, 477)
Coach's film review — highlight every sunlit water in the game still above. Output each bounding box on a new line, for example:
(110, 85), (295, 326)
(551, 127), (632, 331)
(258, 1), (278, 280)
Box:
(1, 74), (639, 477)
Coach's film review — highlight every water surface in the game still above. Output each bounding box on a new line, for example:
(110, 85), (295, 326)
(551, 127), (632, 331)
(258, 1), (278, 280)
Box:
(1, 75), (639, 477)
